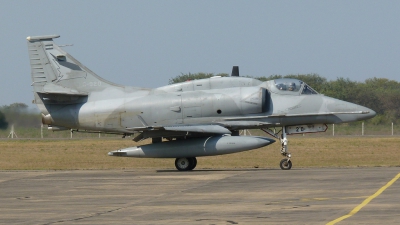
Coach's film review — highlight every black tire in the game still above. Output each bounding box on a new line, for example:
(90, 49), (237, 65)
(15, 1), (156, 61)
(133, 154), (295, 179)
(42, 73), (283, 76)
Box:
(175, 158), (191, 171)
(280, 159), (292, 170)
(188, 157), (197, 170)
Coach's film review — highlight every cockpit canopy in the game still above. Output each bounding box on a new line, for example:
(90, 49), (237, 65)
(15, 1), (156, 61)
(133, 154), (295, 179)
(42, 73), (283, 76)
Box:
(271, 79), (318, 95)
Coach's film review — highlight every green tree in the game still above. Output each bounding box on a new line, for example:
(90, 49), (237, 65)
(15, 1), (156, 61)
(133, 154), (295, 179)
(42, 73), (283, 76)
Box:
(247, 74), (282, 82)
(322, 77), (360, 101)
(0, 103), (41, 128)
(169, 72), (228, 84)
(366, 78), (400, 121)
(0, 111), (8, 130)
(1, 102), (29, 112)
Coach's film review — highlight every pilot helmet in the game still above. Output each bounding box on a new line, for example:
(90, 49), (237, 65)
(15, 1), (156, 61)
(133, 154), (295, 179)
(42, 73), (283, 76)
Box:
(288, 82), (296, 91)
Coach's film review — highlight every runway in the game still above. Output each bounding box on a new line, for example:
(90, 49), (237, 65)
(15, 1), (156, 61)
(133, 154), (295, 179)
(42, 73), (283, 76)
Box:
(0, 168), (399, 225)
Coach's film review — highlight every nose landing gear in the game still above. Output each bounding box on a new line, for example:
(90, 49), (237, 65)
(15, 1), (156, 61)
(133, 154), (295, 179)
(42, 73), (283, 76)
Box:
(261, 126), (293, 170)
(279, 127), (292, 170)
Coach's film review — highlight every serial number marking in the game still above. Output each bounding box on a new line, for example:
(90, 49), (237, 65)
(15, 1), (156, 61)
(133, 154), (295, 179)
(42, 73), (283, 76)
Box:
(82, 81), (102, 87)
(296, 126), (306, 132)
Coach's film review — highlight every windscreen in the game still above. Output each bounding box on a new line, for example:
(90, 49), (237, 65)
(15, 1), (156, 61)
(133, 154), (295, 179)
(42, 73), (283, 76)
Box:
(301, 84), (318, 95)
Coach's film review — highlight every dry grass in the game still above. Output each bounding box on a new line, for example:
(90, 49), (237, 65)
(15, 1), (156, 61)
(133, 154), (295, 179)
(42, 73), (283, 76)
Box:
(0, 136), (399, 170)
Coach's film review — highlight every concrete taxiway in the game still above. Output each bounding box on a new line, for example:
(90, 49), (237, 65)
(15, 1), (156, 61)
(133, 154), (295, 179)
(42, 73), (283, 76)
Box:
(0, 168), (399, 225)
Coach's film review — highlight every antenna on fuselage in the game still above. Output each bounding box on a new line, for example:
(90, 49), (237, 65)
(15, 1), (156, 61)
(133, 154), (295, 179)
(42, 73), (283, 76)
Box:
(231, 66), (239, 77)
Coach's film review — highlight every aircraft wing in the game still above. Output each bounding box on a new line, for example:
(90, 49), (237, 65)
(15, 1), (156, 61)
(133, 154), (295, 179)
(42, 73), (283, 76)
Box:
(224, 111), (371, 121)
(127, 115), (232, 134)
(164, 125), (231, 134)
(215, 121), (272, 130)
(127, 124), (231, 134)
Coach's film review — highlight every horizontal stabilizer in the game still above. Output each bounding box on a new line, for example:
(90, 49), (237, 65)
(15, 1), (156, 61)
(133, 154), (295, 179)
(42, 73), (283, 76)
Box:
(27, 35), (60, 41)
(39, 83), (88, 96)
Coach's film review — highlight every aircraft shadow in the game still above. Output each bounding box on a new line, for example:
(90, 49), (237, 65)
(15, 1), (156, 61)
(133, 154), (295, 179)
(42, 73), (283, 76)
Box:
(156, 168), (284, 173)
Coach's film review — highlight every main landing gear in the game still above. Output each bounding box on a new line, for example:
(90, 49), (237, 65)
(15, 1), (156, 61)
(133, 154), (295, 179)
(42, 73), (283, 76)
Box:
(175, 157), (197, 171)
(262, 127), (292, 170)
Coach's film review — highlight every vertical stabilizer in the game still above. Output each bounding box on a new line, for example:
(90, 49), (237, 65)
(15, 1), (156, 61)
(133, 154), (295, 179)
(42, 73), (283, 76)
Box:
(27, 35), (122, 96)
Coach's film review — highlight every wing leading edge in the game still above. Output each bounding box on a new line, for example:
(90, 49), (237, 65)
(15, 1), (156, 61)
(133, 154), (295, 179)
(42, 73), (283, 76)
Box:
(127, 124), (232, 134)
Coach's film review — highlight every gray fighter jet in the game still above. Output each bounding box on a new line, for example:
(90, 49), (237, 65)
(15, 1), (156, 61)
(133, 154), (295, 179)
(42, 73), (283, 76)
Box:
(27, 35), (376, 170)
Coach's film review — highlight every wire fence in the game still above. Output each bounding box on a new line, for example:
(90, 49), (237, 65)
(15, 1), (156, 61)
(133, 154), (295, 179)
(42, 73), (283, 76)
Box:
(0, 122), (399, 139)
(325, 122), (398, 136)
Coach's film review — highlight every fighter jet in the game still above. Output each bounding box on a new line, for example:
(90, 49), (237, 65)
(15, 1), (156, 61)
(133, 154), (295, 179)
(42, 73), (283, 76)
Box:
(27, 35), (376, 171)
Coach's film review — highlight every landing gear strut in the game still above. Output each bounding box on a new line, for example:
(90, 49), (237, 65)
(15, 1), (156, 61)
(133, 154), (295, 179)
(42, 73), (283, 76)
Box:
(175, 157), (197, 171)
(279, 126), (292, 170)
(261, 127), (292, 170)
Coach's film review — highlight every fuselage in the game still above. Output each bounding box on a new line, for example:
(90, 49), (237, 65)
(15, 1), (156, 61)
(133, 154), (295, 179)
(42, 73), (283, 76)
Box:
(42, 76), (376, 133)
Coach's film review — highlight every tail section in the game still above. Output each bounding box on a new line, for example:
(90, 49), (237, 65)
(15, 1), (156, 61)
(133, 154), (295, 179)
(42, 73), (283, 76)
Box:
(27, 35), (122, 96)
(27, 35), (125, 126)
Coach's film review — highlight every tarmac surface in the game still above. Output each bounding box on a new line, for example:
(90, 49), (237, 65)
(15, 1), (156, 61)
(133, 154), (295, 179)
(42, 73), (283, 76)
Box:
(1, 167), (399, 225)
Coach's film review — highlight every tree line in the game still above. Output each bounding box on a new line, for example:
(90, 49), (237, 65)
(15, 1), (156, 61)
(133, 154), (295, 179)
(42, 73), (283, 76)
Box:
(0, 103), (40, 130)
(169, 73), (400, 125)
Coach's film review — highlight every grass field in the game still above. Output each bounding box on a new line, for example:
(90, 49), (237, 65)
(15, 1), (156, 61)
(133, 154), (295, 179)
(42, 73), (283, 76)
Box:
(0, 136), (399, 170)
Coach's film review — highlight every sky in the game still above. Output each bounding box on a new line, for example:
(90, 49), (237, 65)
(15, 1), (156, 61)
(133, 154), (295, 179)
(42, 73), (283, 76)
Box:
(1, 0), (400, 106)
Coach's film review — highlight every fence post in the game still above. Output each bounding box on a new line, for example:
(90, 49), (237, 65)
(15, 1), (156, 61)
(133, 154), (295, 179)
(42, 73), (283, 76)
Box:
(392, 122), (394, 136)
(332, 124), (335, 136)
(7, 124), (17, 138)
(362, 122), (364, 136)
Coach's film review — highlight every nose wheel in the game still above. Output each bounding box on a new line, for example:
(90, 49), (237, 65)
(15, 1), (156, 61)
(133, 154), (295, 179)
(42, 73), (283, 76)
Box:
(280, 158), (292, 170)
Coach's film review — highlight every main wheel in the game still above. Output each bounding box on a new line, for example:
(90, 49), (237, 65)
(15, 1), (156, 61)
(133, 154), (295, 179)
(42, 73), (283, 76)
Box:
(279, 159), (292, 170)
(175, 158), (190, 171)
(188, 157), (197, 170)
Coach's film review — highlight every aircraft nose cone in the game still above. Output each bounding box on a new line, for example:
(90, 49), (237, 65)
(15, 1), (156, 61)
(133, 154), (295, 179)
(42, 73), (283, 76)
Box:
(324, 96), (377, 123)
(359, 106), (376, 120)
